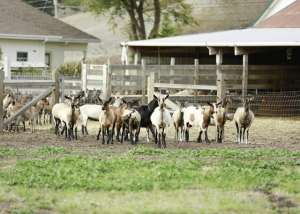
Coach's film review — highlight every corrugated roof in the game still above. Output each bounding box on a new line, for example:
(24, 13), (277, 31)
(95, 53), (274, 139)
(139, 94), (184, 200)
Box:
(256, 0), (300, 27)
(0, 0), (99, 43)
(125, 28), (300, 47)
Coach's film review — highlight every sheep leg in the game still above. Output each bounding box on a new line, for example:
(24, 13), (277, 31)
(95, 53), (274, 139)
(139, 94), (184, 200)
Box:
(121, 124), (125, 144)
(243, 128), (246, 144)
(75, 127), (78, 140)
(246, 129), (249, 144)
(146, 128), (150, 143)
(23, 121), (26, 132)
(185, 129), (189, 142)
(239, 128), (243, 144)
(116, 123), (122, 142)
(197, 130), (202, 143)
(216, 126), (219, 143)
(96, 127), (101, 141)
(162, 129), (166, 148)
(158, 132), (161, 148)
(108, 127), (113, 144)
(149, 125), (156, 140)
(135, 126), (140, 144)
(85, 126), (89, 135)
(235, 122), (239, 144)
(102, 128), (105, 144)
(221, 127), (224, 143)
(205, 130), (210, 144)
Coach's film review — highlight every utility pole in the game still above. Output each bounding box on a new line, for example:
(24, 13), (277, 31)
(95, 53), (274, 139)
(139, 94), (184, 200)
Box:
(53, 0), (58, 18)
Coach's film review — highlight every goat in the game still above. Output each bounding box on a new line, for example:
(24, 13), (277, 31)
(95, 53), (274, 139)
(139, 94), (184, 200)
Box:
(172, 101), (184, 142)
(52, 94), (82, 140)
(121, 109), (141, 144)
(182, 105), (203, 142)
(150, 94), (172, 148)
(135, 95), (159, 143)
(97, 98), (115, 144)
(234, 97), (255, 144)
(196, 103), (215, 144)
(111, 98), (129, 141)
(213, 97), (231, 143)
(79, 101), (103, 135)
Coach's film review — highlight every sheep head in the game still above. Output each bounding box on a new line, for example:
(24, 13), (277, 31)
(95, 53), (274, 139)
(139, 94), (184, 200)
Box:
(102, 97), (113, 111)
(159, 94), (169, 109)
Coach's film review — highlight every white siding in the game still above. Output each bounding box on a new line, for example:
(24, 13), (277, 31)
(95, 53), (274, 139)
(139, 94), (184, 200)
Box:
(0, 39), (45, 68)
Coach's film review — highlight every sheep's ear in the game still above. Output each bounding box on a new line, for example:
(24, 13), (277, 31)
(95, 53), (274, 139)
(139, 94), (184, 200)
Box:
(153, 95), (158, 100)
(216, 101), (222, 106)
(121, 98), (127, 104)
(97, 97), (103, 105)
(164, 94), (169, 100)
(107, 97), (113, 103)
(207, 102), (214, 108)
(64, 95), (71, 100)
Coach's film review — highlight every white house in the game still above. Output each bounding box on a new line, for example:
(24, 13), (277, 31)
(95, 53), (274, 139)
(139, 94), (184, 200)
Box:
(0, 0), (99, 78)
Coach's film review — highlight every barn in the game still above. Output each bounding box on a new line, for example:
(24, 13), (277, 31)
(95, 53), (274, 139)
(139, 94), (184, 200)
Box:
(0, 0), (99, 79)
(122, 0), (300, 100)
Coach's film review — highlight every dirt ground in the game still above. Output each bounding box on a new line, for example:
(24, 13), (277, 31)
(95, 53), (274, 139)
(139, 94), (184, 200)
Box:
(0, 117), (299, 152)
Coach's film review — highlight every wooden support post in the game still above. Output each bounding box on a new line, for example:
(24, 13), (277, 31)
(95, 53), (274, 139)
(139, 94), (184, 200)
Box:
(141, 59), (146, 104)
(147, 72), (155, 104)
(242, 54), (249, 99)
(103, 60), (112, 100)
(170, 57), (175, 84)
(60, 75), (65, 103)
(81, 62), (87, 93)
(52, 71), (60, 104)
(216, 50), (224, 101)
(194, 59), (199, 86)
(0, 68), (4, 133)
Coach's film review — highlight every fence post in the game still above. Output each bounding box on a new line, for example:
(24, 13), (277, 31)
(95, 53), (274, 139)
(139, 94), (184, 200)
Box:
(103, 60), (112, 100)
(147, 72), (155, 104)
(81, 62), (87, 93)
(141, 59), (146, 104)
(52, 71), (60, 104)
(0, 68), (4, 133)
(3, 56), (11, 80)
(60, 75), (65, 103)
(170, 57), (175, 85)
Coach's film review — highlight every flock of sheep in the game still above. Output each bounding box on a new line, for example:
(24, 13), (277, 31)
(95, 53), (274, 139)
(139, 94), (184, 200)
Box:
(2, 89), (255, 148)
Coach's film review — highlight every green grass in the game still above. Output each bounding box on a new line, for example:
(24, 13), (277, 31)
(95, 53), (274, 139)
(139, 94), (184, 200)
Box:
(0, 146), (299, 213)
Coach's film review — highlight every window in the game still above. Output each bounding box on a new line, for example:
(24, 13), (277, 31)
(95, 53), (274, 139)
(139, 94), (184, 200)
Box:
(17, 52), (28, 62)
(45, 52), (51, 67)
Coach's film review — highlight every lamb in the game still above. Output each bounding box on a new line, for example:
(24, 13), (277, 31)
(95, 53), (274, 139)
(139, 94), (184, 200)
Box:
(150, 94), (172, 148)
(172, 101), (184, 142)
(234, 97), (255, 144)
(213, 97), (231, 143)
(97, 98), (115, 144)
(52, 94), (82, 140)
(121, 109), (141, 144)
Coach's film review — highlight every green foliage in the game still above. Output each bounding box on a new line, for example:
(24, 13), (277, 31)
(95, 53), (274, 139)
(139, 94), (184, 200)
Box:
(0, 148), (17, 158)
(0, 148), (298, 194)
(56, 62), (81, 77)
(62, 0), (82, 6)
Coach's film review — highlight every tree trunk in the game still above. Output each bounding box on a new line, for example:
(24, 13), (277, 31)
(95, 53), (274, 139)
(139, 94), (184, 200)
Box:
(149, 0), (161, 39)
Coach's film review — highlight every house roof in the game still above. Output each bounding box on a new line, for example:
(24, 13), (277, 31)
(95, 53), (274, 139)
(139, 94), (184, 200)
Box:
(125, 28), (300, 47)
(256, 0), (300, 28)
(0, 0), (99, 43)
(254, 0), (296, 25)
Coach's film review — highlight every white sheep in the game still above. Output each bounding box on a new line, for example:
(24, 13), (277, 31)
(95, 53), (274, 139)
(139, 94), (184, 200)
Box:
(150, 94), (172, 148)
(79, 104), (102, 135)
(182, 105), (203, 142)
(234, 97), (255, 144)
(52, 94), (82, 140)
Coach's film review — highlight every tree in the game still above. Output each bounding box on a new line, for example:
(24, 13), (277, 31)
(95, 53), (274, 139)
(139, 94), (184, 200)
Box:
(81, 0), (195, 40)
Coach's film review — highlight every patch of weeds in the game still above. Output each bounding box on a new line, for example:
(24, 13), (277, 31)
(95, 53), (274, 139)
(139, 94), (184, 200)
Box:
(128, 146), (165, 156)
(0, 148), (18, 158)
(32, 146), (68, 157)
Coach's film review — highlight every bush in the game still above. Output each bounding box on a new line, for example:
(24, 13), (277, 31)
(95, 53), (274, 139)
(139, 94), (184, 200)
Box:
(56, 62), (81, 77)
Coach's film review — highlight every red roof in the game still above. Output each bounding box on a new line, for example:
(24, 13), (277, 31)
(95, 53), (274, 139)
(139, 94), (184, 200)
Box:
(256, 0), (300, 28)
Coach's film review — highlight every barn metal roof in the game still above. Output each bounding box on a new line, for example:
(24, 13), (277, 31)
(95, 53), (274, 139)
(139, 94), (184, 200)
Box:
(125, 28), (300, 47)
(0, 0), (99, 43)
(256, 0), (300, 28)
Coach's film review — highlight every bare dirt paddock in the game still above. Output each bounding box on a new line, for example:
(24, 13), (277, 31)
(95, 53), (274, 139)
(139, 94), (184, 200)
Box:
(0, 117), (299, 152)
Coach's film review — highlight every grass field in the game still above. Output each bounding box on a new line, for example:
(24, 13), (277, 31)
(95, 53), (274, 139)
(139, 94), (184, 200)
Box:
(0, 118), (299, 213)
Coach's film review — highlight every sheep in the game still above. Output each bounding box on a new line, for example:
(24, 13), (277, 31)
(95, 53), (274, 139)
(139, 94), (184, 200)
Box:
(182, 105), (203, 142)
(52, 94), (83, 140)
(213, 97), (231, 143)
(196, 103), (215, 144)
(121, 109), (141, 144)
(234, 97), (255, 144)
(172, 101), (185, 142)
(150, 94), (172, 148)
(111, 99), (129, 142)
(79, 97), (103, 135)
(97, 97), (115, 144)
